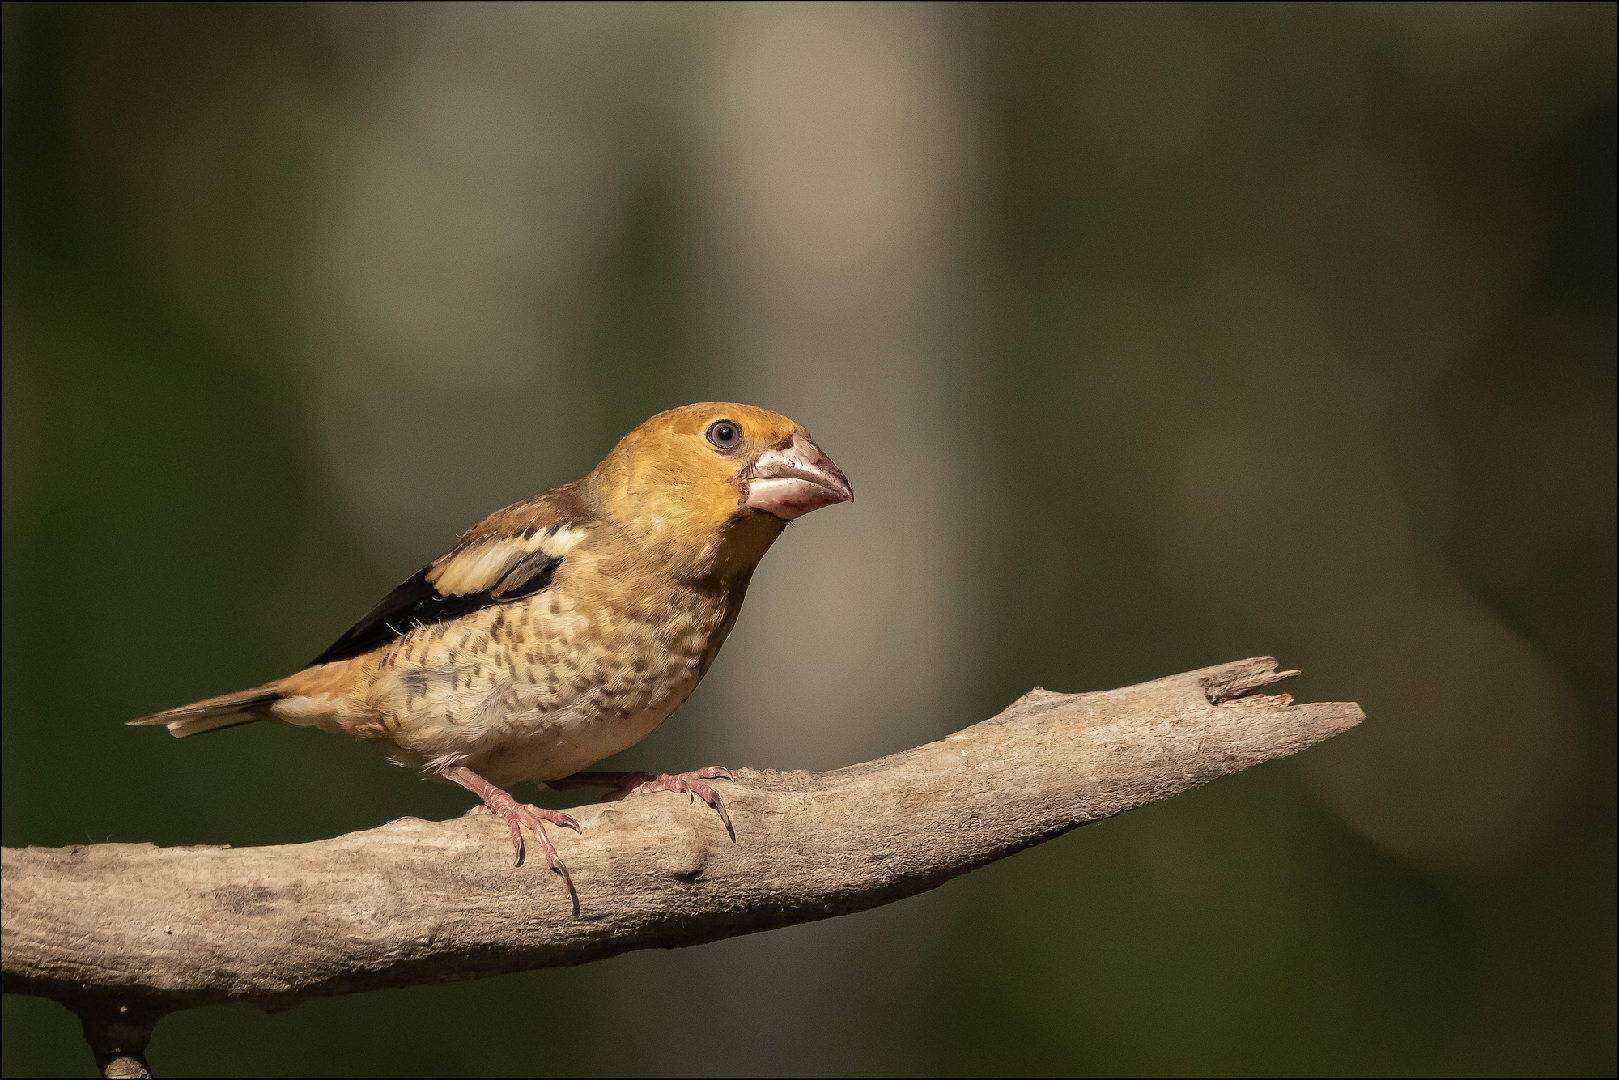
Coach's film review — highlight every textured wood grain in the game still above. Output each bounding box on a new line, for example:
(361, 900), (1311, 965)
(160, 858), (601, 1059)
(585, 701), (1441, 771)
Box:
(4, 657), (1359, 1025)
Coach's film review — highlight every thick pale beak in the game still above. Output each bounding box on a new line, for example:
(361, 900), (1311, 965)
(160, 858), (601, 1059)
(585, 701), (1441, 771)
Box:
(743, 433), (854, 520)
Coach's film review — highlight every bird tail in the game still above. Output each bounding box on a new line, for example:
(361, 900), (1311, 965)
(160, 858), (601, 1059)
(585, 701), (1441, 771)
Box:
(127, 683), (285, 738)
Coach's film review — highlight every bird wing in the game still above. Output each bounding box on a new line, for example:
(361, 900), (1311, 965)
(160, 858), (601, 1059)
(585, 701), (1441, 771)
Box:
(306, 485), (594, 668)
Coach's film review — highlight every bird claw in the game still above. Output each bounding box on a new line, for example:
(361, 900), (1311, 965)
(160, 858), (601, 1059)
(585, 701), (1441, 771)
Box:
(500, 803), (580, 914)
(551, 768), (735, 835)
(448, 765), (580, 914)
(621, 768), (734, 835)
(548, 767), (735, 837)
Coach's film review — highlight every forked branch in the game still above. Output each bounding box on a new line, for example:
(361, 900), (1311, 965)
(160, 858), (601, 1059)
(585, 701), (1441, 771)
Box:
(2, 657), (1361, 1078)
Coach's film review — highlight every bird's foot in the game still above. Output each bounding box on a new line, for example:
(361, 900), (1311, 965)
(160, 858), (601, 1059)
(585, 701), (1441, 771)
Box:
(448, 765), (580, 911)
(554, 768), (734, 835)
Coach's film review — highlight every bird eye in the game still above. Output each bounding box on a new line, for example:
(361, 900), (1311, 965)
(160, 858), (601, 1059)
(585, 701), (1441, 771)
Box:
(706, 419), (742, 450)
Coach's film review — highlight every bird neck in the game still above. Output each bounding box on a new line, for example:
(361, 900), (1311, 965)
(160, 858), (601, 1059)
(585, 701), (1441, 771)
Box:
(641, 507), (786, 585)
(581, 471), (788, 586)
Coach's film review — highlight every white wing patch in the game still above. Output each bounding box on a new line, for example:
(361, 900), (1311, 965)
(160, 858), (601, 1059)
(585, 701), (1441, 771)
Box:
(430, 540), (520, 596)
(540, 524), (589, 557)
(427, 523), (590, 596)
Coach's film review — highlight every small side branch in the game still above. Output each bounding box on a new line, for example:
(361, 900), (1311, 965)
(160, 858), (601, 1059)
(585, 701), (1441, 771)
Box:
(3, 658), (1359, 1058)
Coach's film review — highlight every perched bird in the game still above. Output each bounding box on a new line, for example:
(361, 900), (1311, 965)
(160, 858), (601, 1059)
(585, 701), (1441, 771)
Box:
(131, 403), (852, 905)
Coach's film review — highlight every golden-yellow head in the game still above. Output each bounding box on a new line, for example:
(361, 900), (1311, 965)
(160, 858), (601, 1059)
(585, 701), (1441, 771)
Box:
(584, 403), (852, 581)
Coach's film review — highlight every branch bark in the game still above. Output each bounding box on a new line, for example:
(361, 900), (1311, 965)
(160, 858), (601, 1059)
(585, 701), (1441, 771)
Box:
(3, 657), (1361, 1075)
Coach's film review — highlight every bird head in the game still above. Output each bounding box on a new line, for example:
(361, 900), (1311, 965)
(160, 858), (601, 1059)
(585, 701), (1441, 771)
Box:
(585, 402), (853, 581)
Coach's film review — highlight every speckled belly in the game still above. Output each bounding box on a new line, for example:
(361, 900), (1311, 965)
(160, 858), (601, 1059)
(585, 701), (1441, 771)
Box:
(349, 584), (729, 787)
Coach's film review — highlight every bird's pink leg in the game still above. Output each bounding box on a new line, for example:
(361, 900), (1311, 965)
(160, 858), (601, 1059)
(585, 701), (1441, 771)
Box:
(448, 765), (580, 907)
(552, 767), (733, 832)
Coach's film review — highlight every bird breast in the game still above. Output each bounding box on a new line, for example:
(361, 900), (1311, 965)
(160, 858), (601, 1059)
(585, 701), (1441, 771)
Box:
(301, 574), (736, 789)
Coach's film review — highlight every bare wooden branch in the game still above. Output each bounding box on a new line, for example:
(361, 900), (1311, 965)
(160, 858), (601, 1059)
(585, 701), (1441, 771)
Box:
(4, 658), (1359, 1046)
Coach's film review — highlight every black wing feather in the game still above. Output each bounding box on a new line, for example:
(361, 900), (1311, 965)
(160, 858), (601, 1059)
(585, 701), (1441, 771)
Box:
(306, 552), (562, 668)
(493, 548), (562, 597)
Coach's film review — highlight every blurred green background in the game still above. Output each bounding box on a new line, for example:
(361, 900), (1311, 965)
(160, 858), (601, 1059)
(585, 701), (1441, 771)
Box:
(3, 2), (1613, 1076)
